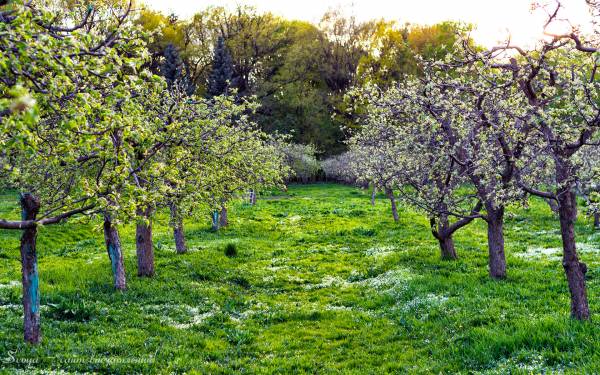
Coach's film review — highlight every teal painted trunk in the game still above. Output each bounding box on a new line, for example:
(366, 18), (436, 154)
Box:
(28, 265), (39, 314)
(212, 210), (220, 231)
(108, 244), (118, 275)
(19, 193), (41, 344)
(104, 215), (126, 290)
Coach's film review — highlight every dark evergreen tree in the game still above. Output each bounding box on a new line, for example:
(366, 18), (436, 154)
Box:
(162, 43), (182, 87)
(161, 43), (195, 95)
(207, 36), (235, 97)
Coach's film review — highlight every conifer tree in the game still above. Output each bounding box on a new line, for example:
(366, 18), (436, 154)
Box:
(207, 36), (235, 97)
(162, 43), (195, 95)
(162, 43), (183, 87)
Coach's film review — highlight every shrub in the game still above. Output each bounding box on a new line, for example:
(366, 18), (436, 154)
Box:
(229, 276), (251, 289)
(224, 243), (238, 257)
(47, 298), (97, 322)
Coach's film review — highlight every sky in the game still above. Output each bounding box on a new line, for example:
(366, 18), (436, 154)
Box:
(141, 0), (594, 47)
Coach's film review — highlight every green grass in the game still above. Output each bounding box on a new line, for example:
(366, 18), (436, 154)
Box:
(0, 183), (599, 373)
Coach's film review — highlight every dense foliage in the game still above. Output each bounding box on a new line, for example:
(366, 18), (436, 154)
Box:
(2, 1), (600, 373)
(136, 6), (468, 154)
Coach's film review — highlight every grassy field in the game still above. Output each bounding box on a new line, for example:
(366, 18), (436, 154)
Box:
(0, 183), (600, 373)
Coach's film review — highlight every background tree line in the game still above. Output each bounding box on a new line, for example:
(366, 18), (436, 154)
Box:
(136, 4), (467, 155)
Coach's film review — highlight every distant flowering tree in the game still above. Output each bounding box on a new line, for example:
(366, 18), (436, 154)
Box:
(280, 143), (321, 183)
(349, 131), (403, 222)
(321, 152), (360, 185)
(348, 82), (483, 258)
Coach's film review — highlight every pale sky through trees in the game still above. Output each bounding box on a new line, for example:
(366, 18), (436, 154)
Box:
(142, 0), (593, 47)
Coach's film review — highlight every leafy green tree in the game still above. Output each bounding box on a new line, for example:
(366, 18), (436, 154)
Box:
(407, 22), (466, 61)
(356, 21), (417, 88)
(0, 0), (153, 342)
(205, 35), (237, 230)
(163, 93), (288, 233)
(280, 143), (320, 183)
(348, 84), (482, 254)
(136, 9), (186, 74)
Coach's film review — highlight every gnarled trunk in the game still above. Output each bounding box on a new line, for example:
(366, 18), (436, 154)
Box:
(433, 215), (458, 260)
(555, 159), (589, 319)
(219, 205), (228, 228)
(103, 215), (126, 290)
(169, 204), (187, 254)
(557, 189), (589, 320)
(250, 190), (257, 205)
(20, 193), (41, 344)
(438, 235), (457, 260)
(385, 188), (399, 222)
(136, 208), (155, 277)
(486, 205), (506, 279)
(594, 212), (600, 230)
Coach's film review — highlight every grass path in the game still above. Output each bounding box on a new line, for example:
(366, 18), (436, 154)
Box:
(0, 184), (599, 373)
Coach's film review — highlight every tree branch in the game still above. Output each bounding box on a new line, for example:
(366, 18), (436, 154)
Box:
(0, 204), (94, 230)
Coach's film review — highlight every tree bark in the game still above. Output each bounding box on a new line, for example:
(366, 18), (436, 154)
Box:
(546, 198), (560, 215)
(486, 205), (507, 279)
(219, 205), (228, 228)
(19, 193), (41, 344)
(136, 208), (155, 277)
(385, 188), (399, 222)
(553, 159), (590, 319)
(211, 210), (220, 231)
(173, 224), (186, 254)
(557, 188), (590, 320)
(430, 202), (481, 261)
(103, 215), (126, 290)
(438, 235), (457, 260)
(371, 186), (377, 206)
(594, 212), (600, 230)
(250, 190), (257, 205)
(169, 204), (187, 254)
(432, 214), (458, 260)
